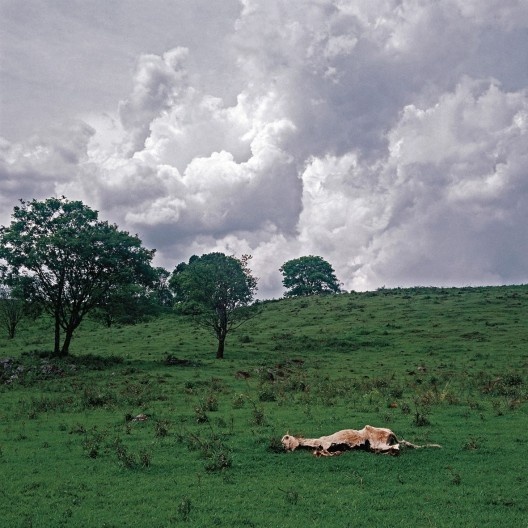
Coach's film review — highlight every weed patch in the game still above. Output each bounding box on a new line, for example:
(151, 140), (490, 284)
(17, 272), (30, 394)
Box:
(177, 497), (192, 522)
(184, 430), (232, 472)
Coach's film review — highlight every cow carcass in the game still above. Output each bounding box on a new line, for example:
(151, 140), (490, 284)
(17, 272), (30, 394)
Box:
(281, 425), (441, 456)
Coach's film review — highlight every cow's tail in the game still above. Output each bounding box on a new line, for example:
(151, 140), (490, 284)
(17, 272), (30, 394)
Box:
(400, 439), (442, 449)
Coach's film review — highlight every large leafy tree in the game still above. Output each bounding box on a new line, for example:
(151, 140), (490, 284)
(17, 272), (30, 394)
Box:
(280, 255), (342, 297)
(0, 197), (155, 356)
(169, 253), (258, 359)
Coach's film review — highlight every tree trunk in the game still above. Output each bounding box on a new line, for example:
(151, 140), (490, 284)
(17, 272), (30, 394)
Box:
(60, 327), (74, 356)
(53, 314), (62, 356)
(216, 335), (225, 359)
(8, 320), (16, 339)
(59, 309), (82, 356)
(215, 307), (228, 359)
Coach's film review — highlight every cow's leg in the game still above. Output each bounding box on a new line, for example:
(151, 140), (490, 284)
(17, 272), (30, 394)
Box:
(313, 448), (343, 457)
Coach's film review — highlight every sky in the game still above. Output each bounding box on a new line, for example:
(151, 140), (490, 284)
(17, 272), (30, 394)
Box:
(1, 0), (528, 298)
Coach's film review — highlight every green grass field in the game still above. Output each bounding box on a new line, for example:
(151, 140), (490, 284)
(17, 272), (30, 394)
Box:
(1, 285), (527, 527)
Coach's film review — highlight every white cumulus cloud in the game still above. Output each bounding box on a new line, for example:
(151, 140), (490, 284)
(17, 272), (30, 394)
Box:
(1, 0), (528, 297)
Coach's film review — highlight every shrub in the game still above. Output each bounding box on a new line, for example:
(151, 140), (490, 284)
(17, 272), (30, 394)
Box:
(139, 449), (151, 468)
(154, 420), (169, 438)
(413, 409), (431, 426)
(232, 394), (246, 408)
(186, 431), (232, 472)
(203, 393), (219, 411)
(258, 387), (277, 402)
(251, 407), (266, 426)
(194, 407), (208, 424)
(81, 387), (116, 408)
(114, 438), (137, 469)
(178, 497), (192, 522)
(267, 435), (285, 453)
(205, 449), (232, 472)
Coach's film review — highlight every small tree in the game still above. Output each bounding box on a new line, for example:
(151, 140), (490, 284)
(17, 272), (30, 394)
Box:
(0, 282), (26, 339)
(91, 283), (155, 327)
(280, 255), (341, 297)
(91, 267), (173, 327)
(0, 197), (155, 356)
(169, 253), (258, 359)
(150, 267), (174, 308)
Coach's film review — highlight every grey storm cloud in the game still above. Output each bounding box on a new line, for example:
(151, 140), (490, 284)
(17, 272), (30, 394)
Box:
(1, 0), (528, 297)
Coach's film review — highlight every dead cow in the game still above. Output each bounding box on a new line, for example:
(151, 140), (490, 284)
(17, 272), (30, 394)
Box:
(281, 425), (441, 456)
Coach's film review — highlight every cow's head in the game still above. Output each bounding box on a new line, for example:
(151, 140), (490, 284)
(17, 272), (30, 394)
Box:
(281, 433), (301, 451)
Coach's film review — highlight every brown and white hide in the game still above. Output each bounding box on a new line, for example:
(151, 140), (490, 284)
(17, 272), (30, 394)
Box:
(281, 425), (440, 457)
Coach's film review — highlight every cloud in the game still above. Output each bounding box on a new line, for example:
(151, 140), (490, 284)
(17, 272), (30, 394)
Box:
(298, 77), (528, 291)
(0, 120), (94, 221)
(1, 0), (528, 297)
(0, 0), (242, 141)
(118, 47), (191, 155)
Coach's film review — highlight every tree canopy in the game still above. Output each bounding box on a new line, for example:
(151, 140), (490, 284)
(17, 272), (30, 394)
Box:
(0, 197), (155, 355)
(280, 255), (341, 297)
(169, 253), (258, 359)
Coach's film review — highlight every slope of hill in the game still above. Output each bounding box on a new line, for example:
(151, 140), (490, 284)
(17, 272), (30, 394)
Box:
(1, 285), (527, 527)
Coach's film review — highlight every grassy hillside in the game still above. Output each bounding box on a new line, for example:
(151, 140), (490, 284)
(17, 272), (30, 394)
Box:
(1, 285), (527, 527)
